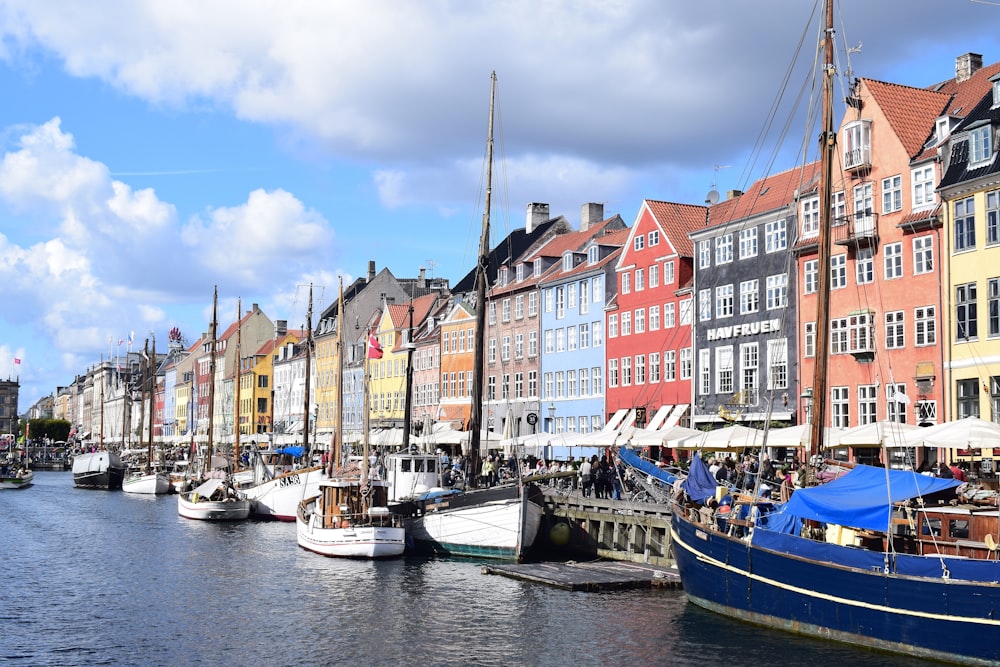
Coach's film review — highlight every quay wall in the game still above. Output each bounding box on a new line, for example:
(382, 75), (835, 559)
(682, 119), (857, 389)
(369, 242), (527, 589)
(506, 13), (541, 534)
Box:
(536, 491), (675, 567)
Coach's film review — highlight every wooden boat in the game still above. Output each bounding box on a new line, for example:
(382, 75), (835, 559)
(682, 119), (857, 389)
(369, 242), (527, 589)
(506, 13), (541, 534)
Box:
(296, 281), (405, 558)
(124, 336), (170, 495)
(0, 465), (33, 489)
(670, 4), (1000, 664)
(72, 450), (125, 490)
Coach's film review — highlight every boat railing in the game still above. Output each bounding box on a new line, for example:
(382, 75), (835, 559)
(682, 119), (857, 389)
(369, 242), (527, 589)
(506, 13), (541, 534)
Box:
(314, 506), (404, 528)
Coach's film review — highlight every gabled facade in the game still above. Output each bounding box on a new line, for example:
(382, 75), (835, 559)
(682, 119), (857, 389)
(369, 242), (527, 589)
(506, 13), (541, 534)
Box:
(436, 300), (475, 430)
(607, 200), (704, 430)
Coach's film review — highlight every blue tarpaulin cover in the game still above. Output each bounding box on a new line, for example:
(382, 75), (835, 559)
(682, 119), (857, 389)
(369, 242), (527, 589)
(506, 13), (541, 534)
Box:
(618, 447), (678, 486)
(275, 446), (305, 458)
(774, 464), (961, 533)
(681, 453), (719, 504)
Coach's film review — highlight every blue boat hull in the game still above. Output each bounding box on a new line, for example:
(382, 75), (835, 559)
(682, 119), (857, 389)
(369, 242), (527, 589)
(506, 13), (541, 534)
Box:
(671, 510), (1000, 666)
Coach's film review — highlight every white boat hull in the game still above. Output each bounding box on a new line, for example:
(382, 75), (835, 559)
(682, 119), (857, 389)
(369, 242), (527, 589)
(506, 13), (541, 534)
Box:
(122, 472), (170, 495)
(242, 466), (325, 521)
(296, 518), (406, 558)
(177, 493), (251, 521)
(0, 470), (33, 489)
(405, 491), (544, 560)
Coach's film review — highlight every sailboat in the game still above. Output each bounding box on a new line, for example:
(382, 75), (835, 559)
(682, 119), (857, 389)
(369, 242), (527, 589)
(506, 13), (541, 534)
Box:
(72, 358), (125, 490)
(238, 290), (325, 520)
(177, 287), (251, 521)
(384, 72), (544, 561)
(296, 280), (406, 558)
(123, 336), (170, 494)
(669, 3), (1000, 664)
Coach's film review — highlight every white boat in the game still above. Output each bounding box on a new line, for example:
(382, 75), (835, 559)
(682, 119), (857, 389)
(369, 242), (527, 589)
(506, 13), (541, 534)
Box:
(386, 449), (543, 560)
(238, 460), (325, 521)
(72, 450), (125, 489)
(0, 465), (33, 489)
(122, 469), (170, 495)
(296, 476), (405, 558)
(177, 477), (251, 521)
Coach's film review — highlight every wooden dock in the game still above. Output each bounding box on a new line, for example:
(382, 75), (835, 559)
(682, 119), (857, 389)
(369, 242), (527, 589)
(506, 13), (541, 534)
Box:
(481, 560), (682, 592)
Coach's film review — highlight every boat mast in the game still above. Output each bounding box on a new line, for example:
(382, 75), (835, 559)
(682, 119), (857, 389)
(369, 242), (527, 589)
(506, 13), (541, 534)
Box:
(808, 0), (836, 473)
(469, 71), (496, 474)
(99, 355), (105, 450)
(234, 298), (242, 472)
(206, 286), (218, 478)
(147, 334), (156, 472)
(402, 290), (415, 450)
(303, 284), (313, 461)
(331, 277), (344, 476)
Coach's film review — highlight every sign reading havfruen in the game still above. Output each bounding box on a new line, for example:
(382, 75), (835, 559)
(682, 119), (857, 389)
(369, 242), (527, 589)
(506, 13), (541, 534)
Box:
(706, 318), (782, 342)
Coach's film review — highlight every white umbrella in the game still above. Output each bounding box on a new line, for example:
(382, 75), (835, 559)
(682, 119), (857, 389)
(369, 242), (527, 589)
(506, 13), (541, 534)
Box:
(628, 425), (701, 447)
(674, 425), (765, 452)
(764, 424), (840, 449)
(831, 420), (918, 449)
(903, 416), (1000, 450)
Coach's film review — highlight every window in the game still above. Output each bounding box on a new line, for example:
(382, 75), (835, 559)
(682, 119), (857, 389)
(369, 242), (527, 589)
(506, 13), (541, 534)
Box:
(634, 355), (646, 385)
(556, 286), (566, 318)
(991, 278), (1000, 337)
(579, 324), (589, 349)
(556, 371), (565, 397)
(649, 305), (660, 330)
(634, 234), (645, 251)
(741, 342), (758, 403)
(487, 337), (496, 362)
(832, 190), (846, 224)
(881, 174), (902, 213)
(579, 281), (589, 314)
(956, 283), (978, 340)
(567, 370), (577, 397)
(515, 372), (524, 398)
(989, 190), (1000, 245)
(801, 198), (819, 238)
(649, 352), (661, 383)
(765, 219), (787, 252)
(620, 357), (632, 387)
(528, 331), (538, 357)
(767, 338), (788, 390)
(514, 294), (524, 319)
(699, 349), (711, 395)
(620, 311), (631, 336)
(915, 306), (936, 346)
(488, 302), (497, 325)
(608, 359), (618, 388)
(884, 242), (903, 279)
(831, 254), (846, 289)
(666, 351), (678, 382)
(528, 370), (537, 397)
(832, 386), (850, 429)
(649, 264), (659, 288)
(501, 298), (511, 322)
(592, 321), (603, 347)
(858, 385), (877, 425)
(528, 292), (538, 317)
(804, 260), (818, 295)
(715, 284), (734, 319)
(664, 303), (675, 328)
(514, 333), (524, 359)
(579, 368), (590, 396)
(957, 379), (980, 419)
(516, 264), (524, 282)
(853, 182), (874, 235)
(555, 328), (565, 352)
(648, 230), (660, 246)
(545, 288), (554, 313)
(739, 227), (758, 258)
(634, 268), (645, 292)
(740, 279), (759, 314)
(970, 125), (993, 164)
(592, 367), (602, 394)
(716, 234), (733, 264)
(699, 240), (711, 269)
(501, 335), (511, 361)
(679, 298), (692, 326)
(534, 258), (542, 276)
(766, 273), (787, 310)
(804, 321), (816, 358)
(856, 248), (873, 284)
(680, 347), (692, 380)
(544, 329), (554, 353)
(567, 284), (577, 310)
(913, 236), (934, 274)
(831, 312), (873, 354)
(635, 308), (646, 333)
(592, 275), (602, 303)
(843, 120), (871, 169)
(954, 197), (976, 251)
(621, 272), (631, 295)
(664, 261), (675, 286)
(699, 289), (712, 321)
(587, 246), (598, 265)
(607, 315), (618, 339)
(716, 346), (733, 394)
(885, 310), (904, 349)
(886, 384), (907, 423)
(912, 164), (936, 209)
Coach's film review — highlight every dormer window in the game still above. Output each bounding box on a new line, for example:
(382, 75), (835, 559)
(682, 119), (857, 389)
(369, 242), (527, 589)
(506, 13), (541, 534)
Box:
(992, 74), (1000, 108)
(969, 124), (993, 165)
(843, 120), (871, 171)
(516, 264), (524, 282)
(936, 116), (956, 143)
(587, 246), (598, 264)
(499, 266), (509, 286)
(533, 258), (541, 277)
(562, 252), (574, 272)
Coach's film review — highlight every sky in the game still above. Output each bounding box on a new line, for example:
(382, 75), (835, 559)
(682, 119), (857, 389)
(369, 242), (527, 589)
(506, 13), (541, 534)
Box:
(1, 0), (999, 413)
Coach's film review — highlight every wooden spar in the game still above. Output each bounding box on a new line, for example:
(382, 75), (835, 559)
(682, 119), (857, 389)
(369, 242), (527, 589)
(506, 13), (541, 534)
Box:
(147, 334), (156, 472)
(234, 297), (242, 472)
(468, 71), (496, 470)
(205, 286), (218, 478)
(808, 0), (836, 468)
(303, 284), (313, 460)
(402, 291), (415, 450)
(332, 278), (344, 475)
(99, 355), (105, 449)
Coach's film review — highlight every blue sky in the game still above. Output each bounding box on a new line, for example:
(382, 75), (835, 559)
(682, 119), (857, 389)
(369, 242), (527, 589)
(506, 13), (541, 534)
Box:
(1, 0), (999, 412)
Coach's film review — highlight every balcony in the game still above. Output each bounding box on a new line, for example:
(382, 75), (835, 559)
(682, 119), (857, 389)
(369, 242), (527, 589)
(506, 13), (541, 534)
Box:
(843, 146), (871, 172)
(834, 210), (879, 249)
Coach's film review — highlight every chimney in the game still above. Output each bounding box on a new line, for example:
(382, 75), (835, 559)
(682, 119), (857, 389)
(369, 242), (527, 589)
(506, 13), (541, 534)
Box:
(525, 202), (549, 234)
(727, 189), (744, 200)
(418, 267), (427, 289)
(275, 320), (287, 337)
(368, 260), (376, 282)
(956, 52), (983, 83)
(580, 203), (604, 232)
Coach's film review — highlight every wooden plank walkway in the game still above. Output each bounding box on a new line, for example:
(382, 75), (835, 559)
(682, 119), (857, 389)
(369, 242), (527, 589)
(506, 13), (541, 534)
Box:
(481, 560), (682, 592)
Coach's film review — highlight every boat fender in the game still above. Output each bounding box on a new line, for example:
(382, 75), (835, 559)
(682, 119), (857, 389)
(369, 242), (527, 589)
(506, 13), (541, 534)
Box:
(191, 493), (199, 503)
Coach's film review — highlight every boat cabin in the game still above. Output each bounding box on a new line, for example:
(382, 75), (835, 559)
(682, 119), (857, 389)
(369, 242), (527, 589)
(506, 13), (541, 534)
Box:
(384, 450), (445, 502)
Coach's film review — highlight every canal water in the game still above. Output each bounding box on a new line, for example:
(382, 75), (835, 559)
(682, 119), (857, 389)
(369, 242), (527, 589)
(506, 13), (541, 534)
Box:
(2, 472), (943, 666)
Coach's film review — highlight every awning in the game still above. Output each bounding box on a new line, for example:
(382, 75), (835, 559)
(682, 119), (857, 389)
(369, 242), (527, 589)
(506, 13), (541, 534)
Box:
(645, 405), (673, 430)
(663, 404), (689, 429)
(604, 409), (628, 432)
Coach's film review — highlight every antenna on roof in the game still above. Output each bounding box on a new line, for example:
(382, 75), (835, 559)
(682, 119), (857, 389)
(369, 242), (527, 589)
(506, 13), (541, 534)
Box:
(705, 164), (730, 204)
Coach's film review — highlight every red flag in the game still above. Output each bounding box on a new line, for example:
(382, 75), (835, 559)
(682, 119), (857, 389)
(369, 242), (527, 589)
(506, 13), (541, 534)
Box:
(13, 357), (20, 365)
(367, 334), (383, 359)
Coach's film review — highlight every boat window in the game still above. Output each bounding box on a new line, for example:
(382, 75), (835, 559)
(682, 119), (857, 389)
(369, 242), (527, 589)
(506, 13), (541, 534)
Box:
(921, 517), (941, 536)
(430, 460), (438, 473)
(414, 459), (425, 473)
(948, 519), (970, 540)
(400, 460), (411, 472)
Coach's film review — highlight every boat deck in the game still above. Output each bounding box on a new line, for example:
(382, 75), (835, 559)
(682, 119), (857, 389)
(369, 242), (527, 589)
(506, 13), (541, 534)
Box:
(481, 560), (682, 591)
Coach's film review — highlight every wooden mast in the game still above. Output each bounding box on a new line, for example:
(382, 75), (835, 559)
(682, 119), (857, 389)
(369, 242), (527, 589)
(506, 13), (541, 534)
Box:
(332, 277), (344, 476)
(808, 0), (836, 471)
(99, 355), (105, 450)
(468, 71), (496, 477)
(147, 334), (156, 472)
(205, 286), (218, 478)
(303, 284), (313, 460)
(234, 298), (242, 472)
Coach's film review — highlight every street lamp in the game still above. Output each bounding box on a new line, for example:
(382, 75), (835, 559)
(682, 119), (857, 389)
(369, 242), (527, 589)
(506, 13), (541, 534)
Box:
(548, 402), (556, 434)
(801, 387), (814, 424)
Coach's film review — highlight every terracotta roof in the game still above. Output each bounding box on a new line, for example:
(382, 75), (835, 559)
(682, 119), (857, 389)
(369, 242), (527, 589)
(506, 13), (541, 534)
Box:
(928, 60), (1000, 117)
(525, 219), (615, 262)
(643, 200), (708, 257)
(863, 79), (951, 159)
(706, 162), (820, 227)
